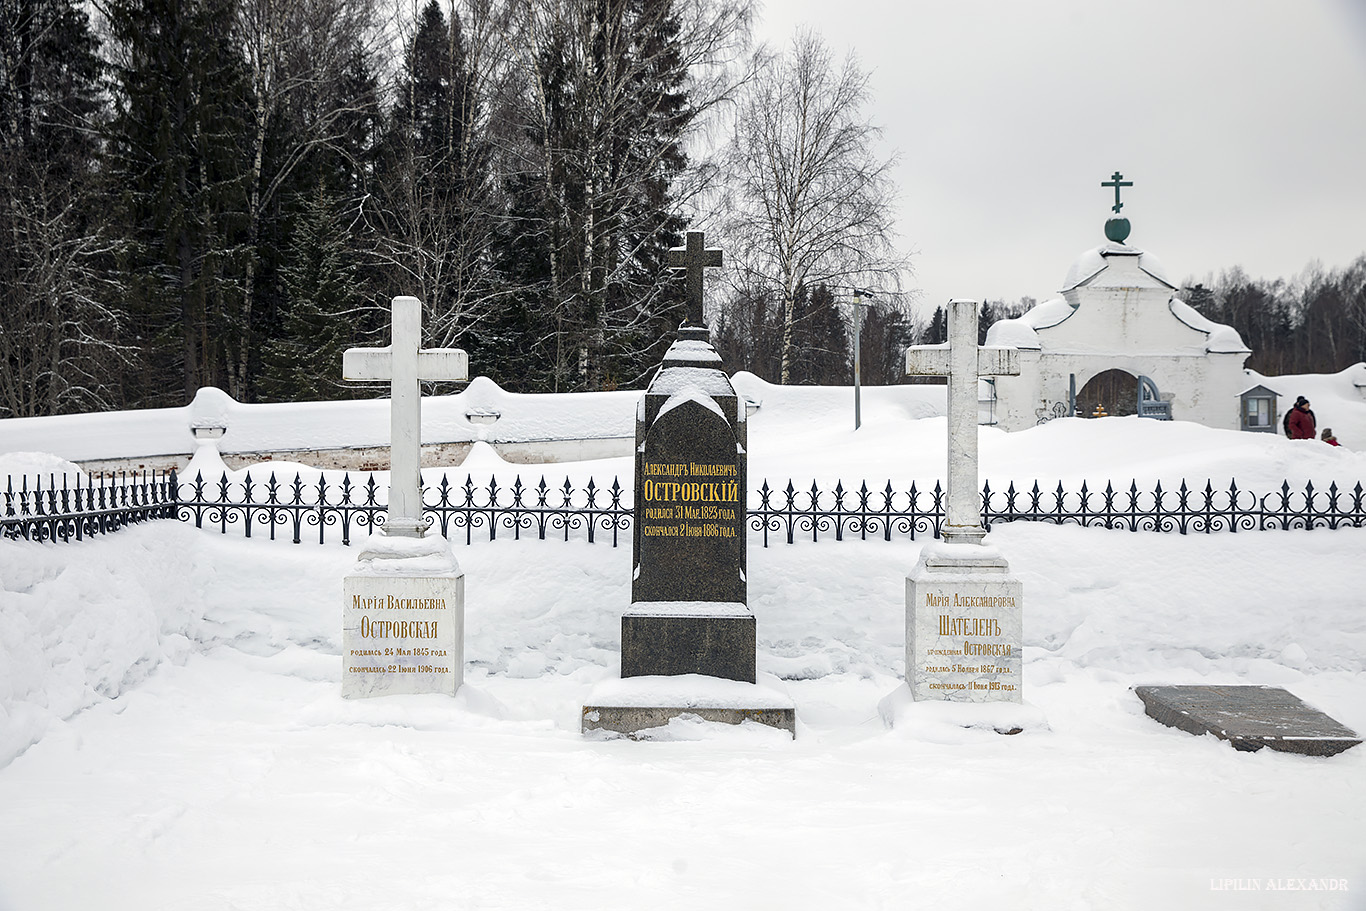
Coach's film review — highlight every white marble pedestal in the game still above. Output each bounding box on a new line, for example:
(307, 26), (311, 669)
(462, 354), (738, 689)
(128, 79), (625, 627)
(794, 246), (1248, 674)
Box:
(906, 542), (1022, 704)
(343, 533), (464, 698)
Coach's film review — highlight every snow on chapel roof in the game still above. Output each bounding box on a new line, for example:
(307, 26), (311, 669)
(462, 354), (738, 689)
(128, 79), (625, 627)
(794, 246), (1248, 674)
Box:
(984, 240), (1250, 354)
(1061, 242), (1174, 292)
(983, 297), (1076, 350)
(1169, 297), (1250, 353)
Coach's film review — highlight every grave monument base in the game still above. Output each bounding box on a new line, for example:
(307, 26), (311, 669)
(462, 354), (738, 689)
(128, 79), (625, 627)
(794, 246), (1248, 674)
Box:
(342, 533), (464, 699)
(621, 602), (755, 682)
(582, 674), (795, 739)
(878, 683), (1048, 735)
(905, 542), (1023, 704)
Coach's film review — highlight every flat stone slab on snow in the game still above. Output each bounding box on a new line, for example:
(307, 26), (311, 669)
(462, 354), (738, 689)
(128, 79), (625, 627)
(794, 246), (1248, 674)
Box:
(582, 674), (794, 738)
(1134, 685), (1360, 756)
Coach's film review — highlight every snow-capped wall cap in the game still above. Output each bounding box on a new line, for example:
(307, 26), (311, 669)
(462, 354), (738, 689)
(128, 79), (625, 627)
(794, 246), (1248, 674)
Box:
(1061, 244), (1173, 292)
(461, 375), (507, 407)
(1062, 247), (1109, 291)
(188, 386), (235, 428)
(1132, 249), (1173, 287)
(1168, 297), (1251, 354)
(983, 296), (1078, 350)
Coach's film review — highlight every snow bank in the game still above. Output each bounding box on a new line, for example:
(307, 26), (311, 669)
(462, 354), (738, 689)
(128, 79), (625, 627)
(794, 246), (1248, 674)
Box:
(0, 523), (210, 765)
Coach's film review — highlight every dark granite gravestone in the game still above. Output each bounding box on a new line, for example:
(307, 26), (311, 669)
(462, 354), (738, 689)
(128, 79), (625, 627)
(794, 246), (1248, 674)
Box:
(582, 232), (794, 738)
(622, 325), (753, 682)
(1134, 685), (1361, 756)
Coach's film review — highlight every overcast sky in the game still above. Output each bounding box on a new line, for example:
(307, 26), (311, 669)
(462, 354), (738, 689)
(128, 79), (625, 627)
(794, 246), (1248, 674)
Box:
(751, 0), (1366, 315)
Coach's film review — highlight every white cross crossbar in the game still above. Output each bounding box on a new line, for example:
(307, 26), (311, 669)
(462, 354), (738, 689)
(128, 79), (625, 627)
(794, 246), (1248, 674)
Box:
(905, 300), (1019, 545)
(343, 296), (468, 536)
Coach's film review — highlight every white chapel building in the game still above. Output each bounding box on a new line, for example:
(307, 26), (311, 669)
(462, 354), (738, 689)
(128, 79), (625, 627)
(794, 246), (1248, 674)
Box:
(983, 200), (1251, 431)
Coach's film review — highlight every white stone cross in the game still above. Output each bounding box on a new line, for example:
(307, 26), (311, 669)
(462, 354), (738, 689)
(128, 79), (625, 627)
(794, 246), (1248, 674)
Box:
(905, 299), (1019, 546)
(343, 296), (468, 537)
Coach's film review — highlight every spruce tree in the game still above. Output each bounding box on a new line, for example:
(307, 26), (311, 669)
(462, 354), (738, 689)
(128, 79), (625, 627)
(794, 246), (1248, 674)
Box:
(105, 0), (253, 405)
(259, 186), (361, 401)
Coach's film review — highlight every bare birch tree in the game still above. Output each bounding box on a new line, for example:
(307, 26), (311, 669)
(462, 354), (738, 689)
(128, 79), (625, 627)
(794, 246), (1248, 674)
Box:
(1, 0), (129, 416)
(718, 29), (907, 384)
(0, 167), (129, 417)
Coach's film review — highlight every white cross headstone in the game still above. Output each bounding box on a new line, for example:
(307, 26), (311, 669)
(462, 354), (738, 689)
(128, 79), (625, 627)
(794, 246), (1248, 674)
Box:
(342, 295), (469, 700)
(344, 296), (468, 537)
(892, 298), (1028, 712)
(905, 299), (1019, 545)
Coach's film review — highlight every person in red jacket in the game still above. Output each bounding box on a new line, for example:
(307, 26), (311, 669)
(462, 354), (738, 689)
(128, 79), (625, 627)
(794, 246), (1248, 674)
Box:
(1322, 428), (1341, 447)
(1286, 396), (1316, 439)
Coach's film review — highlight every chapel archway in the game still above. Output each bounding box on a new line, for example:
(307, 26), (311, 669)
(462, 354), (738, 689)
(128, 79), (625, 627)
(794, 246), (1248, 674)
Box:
(1076, 368), (1138, 417)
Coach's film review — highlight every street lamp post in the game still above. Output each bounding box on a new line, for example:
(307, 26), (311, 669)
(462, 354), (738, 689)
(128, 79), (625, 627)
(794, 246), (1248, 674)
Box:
(848, 289), (874, 430)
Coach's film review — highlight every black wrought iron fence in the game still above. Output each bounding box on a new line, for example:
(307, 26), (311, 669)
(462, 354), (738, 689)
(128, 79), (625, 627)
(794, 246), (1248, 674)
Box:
(175, 469), (632, 546)
(1, 471), (180, 542)
(750, 478), (1366, 545)
(6, 469), (1365, 547)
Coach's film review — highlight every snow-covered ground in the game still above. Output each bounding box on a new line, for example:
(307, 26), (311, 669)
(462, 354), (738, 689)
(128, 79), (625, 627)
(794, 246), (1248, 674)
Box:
(3, 381), (1365, 910)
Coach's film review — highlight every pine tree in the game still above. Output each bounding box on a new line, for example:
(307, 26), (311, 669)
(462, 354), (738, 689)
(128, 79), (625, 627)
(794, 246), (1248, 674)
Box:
(858, 299), (917, 385)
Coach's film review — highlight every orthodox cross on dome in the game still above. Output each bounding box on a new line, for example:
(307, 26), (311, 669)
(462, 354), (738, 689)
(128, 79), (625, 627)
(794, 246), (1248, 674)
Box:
(343, 296), (468, 537)
(1102, 171), (1133, 213)
(904, 300), (1019, 546)
(668, 230), (723, 327)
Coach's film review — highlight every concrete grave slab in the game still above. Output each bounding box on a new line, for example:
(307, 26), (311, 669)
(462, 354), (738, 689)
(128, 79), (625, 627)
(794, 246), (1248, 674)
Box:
(582, 674), (795, 739)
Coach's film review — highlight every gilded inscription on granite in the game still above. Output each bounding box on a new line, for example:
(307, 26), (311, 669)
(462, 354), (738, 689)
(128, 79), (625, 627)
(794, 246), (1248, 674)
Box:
(639, 461), (741, 539)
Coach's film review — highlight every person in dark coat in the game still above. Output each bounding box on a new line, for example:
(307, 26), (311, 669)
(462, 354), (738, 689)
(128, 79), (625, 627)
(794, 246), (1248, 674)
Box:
(1287, 396), (1317, 440)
